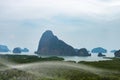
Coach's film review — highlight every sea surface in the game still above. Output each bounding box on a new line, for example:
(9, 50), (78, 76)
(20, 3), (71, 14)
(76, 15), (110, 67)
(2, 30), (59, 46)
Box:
(0, 52), (114, 62)
(62, 53), (113, 62)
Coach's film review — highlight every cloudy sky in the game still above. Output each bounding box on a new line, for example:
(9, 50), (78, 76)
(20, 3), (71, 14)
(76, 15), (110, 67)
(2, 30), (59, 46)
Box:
(0, 0), (120, 52)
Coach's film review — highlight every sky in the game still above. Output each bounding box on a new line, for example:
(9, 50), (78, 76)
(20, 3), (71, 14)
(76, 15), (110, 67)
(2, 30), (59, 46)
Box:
(0, 0), (120, 52)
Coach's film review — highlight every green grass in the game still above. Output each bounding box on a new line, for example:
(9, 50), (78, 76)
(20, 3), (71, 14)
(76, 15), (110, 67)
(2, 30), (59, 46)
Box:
(0, 54), (64, 63)
(0, 63), (4, 67)
(0, 55), (120, 80)
(0, 67), (117, 80)
(0, 69), (36, 80)
(79, 58), (120, 71)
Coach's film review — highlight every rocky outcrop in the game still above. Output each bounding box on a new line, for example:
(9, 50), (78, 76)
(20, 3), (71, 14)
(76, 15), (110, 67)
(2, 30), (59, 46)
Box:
(36, 30), (76, 56)
(77, 48), (91, 56)
(21, 48), (29, 52)
(91, 47), (107, 53)
(0, 45), (10, 52)
(74, 48), (79, 53)
(111, 50), (117, 53)
(98, 53), (106, 57)
(114, 50), (120, 57)
(13, 47), (21, 53)
(36, 30), (92, 56)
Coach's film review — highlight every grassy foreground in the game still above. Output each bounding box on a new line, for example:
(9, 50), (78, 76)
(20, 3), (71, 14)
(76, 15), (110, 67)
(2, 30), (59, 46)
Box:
(0, 54), (64, 63)
(0, 55), (120, 80)
(79, 58), (120, 71)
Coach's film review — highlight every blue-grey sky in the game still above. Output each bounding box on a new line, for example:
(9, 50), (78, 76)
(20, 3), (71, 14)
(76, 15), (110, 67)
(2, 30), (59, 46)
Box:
(0, 0), (120, 52)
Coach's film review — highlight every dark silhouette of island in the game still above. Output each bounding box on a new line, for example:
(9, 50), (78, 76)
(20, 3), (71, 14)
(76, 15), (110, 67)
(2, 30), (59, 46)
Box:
(13, 47), (29, 53)
(77, 48), (91, 56)
(91, 47), (107, 53)
(74, 48), (79, 53)
(36, 30), (91, 56)
(21, 48), (29, 52)
(0, 45), (10, 52)
(111, 50), (117, 53)
(98, 53), (106, 57)
(13, 47), (22, 53)
(114, 50), (120, 57)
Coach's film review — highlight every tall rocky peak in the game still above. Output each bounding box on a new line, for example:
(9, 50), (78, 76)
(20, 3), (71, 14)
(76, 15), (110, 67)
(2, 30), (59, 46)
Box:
(37, 30), (58, 50)
(41, 30), (54, 40)
(36, 30), (91, 56)
(37, 30), (76, 56)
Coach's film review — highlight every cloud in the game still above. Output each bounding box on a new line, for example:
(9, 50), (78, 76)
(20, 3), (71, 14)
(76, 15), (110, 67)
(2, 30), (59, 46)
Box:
(0, 0), (120, 21)
(0, 0), (120, 51)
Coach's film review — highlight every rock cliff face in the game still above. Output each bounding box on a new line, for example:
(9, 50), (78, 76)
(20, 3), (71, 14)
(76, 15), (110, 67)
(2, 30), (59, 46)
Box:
(114, 50), (120, 57)
(0, 45), (10, 52)
(77, 48), (91, 56)
(36, 30), (76, 56)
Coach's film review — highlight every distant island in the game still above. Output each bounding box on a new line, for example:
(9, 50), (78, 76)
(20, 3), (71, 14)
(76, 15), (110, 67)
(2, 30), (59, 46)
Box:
(13, 47), (22, 53)
(13, 47), (29, 53)
(114, 50), (120, 57)
(98, 53), (106, 57)
(1, 30), (119, 58)
(0, 45), (10, 52)
(91, 47), (107, 53)
(111, 50), (118, 53)
(35, 30), (91, 56)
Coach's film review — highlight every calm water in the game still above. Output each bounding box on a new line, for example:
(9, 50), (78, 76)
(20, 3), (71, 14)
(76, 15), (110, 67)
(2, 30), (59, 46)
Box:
(0, 52), (114, 62)
(62, 53), (114, 62)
